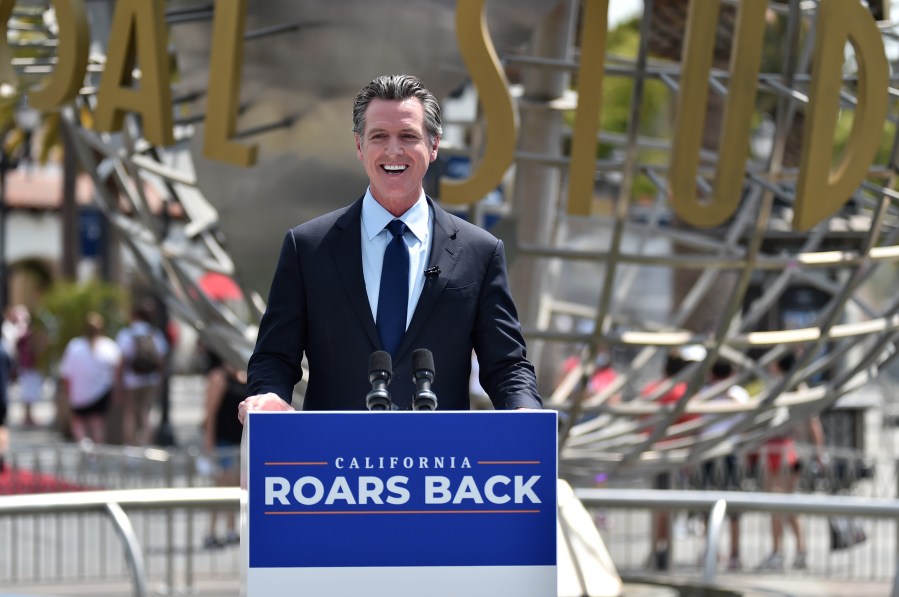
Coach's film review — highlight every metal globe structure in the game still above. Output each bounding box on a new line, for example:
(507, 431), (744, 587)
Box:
(13, 0), (899, 486)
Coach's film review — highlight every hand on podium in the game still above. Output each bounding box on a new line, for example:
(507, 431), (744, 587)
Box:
(238, 392), (294, 425)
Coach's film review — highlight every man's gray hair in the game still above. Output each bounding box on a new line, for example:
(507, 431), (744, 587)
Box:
(352, 74), (442, 146)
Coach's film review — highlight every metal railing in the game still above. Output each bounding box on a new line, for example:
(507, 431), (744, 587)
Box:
(1, 485), (897, 596)
(0, 441), (214, 492)
(0, 487), (242, 597)
(576, 487), (899, 595)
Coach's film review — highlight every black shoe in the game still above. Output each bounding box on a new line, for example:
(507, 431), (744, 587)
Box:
(654, 548), (669, 570)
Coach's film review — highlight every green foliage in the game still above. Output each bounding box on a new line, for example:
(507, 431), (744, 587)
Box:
(35, 280), (129, 366)
(597, 18), (672, 148)
(567, 17), (672, 201)
(832, 108), (896, 169)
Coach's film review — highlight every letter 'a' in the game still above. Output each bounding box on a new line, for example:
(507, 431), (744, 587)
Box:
(94, 0), (174, 147)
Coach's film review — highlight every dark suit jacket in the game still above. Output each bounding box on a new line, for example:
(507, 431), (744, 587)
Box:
(247, 196), (542, 410)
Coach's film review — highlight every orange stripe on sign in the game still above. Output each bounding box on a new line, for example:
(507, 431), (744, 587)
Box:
(265, 509), (541, 515)
(264, 462), (329, 466)
(476, 461), (540, 465)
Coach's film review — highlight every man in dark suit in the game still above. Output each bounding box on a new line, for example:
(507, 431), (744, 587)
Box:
(240, 74), (541, 418)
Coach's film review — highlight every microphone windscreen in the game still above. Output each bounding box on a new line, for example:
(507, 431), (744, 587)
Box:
(369, 350), (392, 376)
(412, 348), (435, 374)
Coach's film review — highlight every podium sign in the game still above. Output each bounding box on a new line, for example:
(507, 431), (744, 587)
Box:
(245, 411), (557, 596)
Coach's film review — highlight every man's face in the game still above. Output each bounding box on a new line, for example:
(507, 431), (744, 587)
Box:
(355, 98), (439, 216)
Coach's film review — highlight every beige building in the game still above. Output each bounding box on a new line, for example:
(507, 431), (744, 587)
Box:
(2, 163), (170, 311)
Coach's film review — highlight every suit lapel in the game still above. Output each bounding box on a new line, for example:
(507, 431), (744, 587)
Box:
(396, 199), (461, 360)
(331, 198), (381, 350)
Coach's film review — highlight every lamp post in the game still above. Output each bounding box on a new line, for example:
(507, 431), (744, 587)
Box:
(153, 200), (175, 447)
(0, 146), (18, 314)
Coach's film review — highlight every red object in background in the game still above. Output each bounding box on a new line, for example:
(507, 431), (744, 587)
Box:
(198, 272), (243, 301)
(165, 319), (180, 350)
(560, 355), (618, 393)
(0, 468), (95, 495)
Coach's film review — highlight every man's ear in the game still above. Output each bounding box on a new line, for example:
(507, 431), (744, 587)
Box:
(355, 134), (364, 160)
(429, 135), (440, 162)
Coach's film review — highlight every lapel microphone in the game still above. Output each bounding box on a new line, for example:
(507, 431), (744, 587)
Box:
(424, 266), (440, 279)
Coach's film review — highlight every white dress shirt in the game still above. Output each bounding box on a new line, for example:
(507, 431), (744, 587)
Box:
(361, 188), (432, 329)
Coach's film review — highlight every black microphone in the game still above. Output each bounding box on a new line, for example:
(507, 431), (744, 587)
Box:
(366, 351), (393, 411)
(411, 348), (438, 411)
(424, 266), (440, 279)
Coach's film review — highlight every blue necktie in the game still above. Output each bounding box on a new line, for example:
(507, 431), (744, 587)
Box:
(377, 219), (409, 357)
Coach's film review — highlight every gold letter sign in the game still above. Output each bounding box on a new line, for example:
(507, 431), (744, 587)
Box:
(29, 0), (89, 111)
(203, 0), (257, 167)
(794, 0), (888, 231)
(440, 0), (517, 205)
(669, 0), (767, 227)
(567, 0), (609, 216)
(94, 0), (174, 147)
(0, 0), (18, 93)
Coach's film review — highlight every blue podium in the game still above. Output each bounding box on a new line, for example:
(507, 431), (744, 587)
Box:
(242, 411), (557, 597)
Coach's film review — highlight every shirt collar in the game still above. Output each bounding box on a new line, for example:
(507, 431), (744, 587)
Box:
(361, 188), (429, 243)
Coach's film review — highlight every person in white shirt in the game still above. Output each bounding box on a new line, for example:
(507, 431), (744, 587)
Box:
(59, 313), (121, 444)
(702, 360), (750, 439)
(699, 359), (751, 571)
(115, 303), (169, 446)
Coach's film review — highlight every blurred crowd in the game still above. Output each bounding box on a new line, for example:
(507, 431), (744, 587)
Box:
(0, 299), (247, 550)
(0, 301), (173, 450)
(555, 343), (846, 574)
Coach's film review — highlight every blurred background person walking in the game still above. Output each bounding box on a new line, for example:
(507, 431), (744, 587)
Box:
(699, 359), (750, 571)
(558, 347), (618, 396)
(202, 349), (245, 548)
(755, 352), (826, 571)
(640, 346), (704, 570)
(1, 306), (25, 357)
(11, 306), (47, 428)
(115, 302), (168, 446)
(59, 313), (121, 445)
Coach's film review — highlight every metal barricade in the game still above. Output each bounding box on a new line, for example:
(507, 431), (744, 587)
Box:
(0, 487), (242, 596)
(577, 487), (899, 594)
(0, 442), (242, 594)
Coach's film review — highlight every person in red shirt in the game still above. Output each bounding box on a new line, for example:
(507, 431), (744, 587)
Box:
(754, 352), (826, 571)
(558, 349), (618, 396)
(642, 345), (706, 433)
(14, 308), (47, 428)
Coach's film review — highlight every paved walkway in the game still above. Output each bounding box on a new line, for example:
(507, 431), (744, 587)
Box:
(3, 576), (891, 597)
(0, 578), (239, 597)
(629, 571), (893, 597)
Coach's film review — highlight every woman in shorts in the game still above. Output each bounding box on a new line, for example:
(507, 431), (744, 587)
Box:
(59, 313), (121, 444)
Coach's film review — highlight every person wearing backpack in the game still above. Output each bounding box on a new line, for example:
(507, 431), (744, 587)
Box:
(115, 302), (169, 446)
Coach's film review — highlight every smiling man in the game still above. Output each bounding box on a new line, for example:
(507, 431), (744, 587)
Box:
(242, 74), (541, 416)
